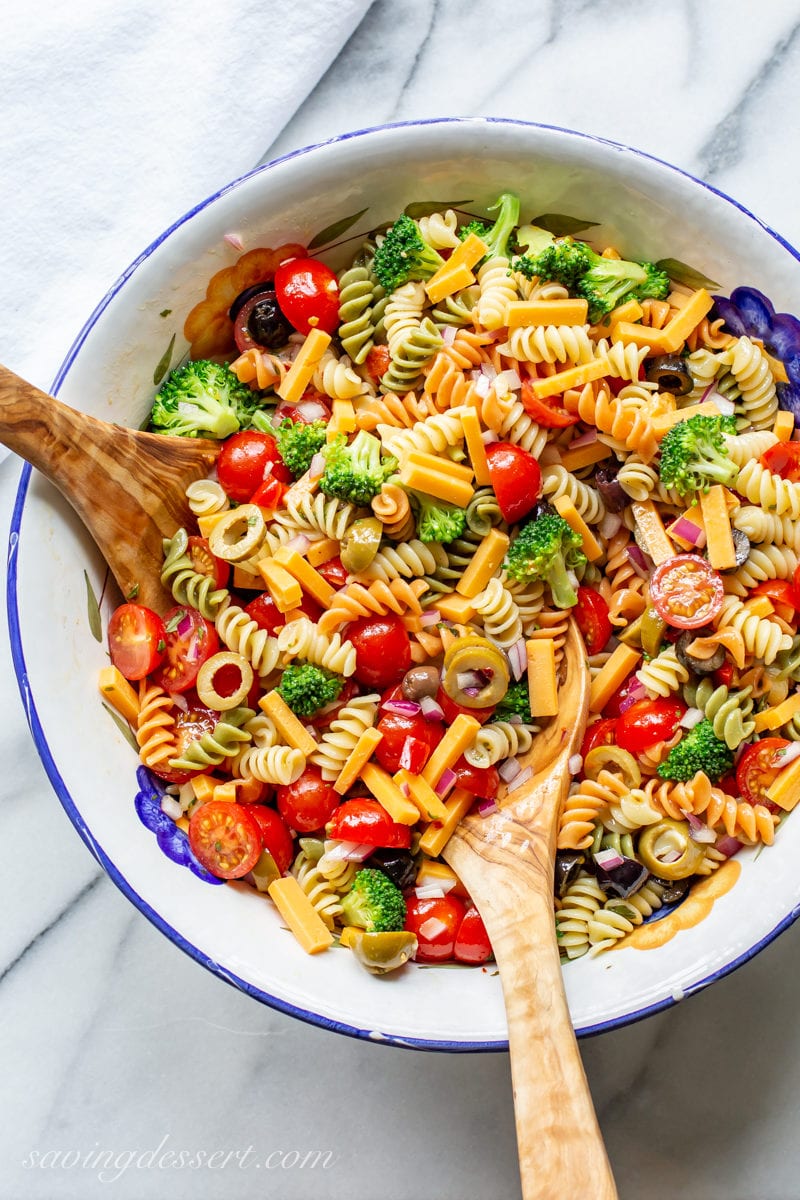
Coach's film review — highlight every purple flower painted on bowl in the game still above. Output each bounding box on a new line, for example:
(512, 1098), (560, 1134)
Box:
(713, 286), (800, 419)
(134, 766), (223, 885)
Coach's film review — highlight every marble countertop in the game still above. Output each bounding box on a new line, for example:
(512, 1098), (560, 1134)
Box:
(4, 3), (800, 1197)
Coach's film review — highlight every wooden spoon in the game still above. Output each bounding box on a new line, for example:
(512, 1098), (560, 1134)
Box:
(0, 364), (220, 612)
(444, 620), (618, 1200)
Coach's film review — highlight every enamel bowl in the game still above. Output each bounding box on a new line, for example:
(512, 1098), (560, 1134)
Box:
(10, 118), (800, 1050)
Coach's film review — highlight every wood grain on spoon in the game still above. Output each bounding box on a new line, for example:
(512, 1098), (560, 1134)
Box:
(445, 621), (618, 1200)
(0, 364), (219, 612)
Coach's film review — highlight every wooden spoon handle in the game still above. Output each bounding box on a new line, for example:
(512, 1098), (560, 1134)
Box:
(447, 835), (618, 1200)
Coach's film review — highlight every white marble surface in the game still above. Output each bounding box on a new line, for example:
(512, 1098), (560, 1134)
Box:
(4, 2), (800, 1197)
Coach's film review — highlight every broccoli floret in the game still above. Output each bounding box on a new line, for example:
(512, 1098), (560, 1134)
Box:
(413, 492), (467, 543)
(659, 414), (740, 496)
(657, 719), (734, 783)
(479, 191), (521, 260)
(275, 418), (327, 478)
(319, 430), (397, 506)
(372, 214), (445, 292)
(149, 360), (251, 439)
(340, 868), (406, 933)
(505, 512), (587, 609)
(459, 219), (492, 241)
(276, 664), (343, 718)
(493, 681), (533, 724)
(514, 240), (591, 289)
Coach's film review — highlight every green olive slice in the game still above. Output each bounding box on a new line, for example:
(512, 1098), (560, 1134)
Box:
(340, 517), (383, 573)
(640, 607), (668, 659)
(208, 504), (265, 561)
(442, 635), (510, 708)
(342, 928), (419, 974)
(637, 819), (706, 880)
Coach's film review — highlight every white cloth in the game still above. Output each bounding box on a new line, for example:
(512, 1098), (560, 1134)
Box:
(0, 0), (373, 405)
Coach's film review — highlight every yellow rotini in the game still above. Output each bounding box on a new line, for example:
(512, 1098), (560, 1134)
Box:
(311, 694), (381, 780)
(278, 617), (357, 677)
(557, 769), (631, 850)
(215, 603), (281, 678)
(317, 577), (426, 636)
(136, 683), (177, 772)
(471, 577), (523, 648)
(463, 721), (536, 768)
(636, 646), (689, 698)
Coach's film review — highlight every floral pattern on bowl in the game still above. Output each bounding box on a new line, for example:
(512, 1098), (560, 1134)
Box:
(713, 286), (800, 417)
(134, 766), (223, 885)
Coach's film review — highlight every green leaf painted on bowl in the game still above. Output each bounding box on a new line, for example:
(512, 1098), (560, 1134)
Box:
(153, 333), (176, 386)
(532, 213), (598, 237)
(308, 208), (369, 250)
(159, 308), (172, 318)
(655, 258), (721, 291)
(84, 570), (102, 642)
(403, 200), (472, 219)
(102, 702), (139, 752)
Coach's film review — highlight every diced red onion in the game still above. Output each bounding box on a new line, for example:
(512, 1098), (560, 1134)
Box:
(599, 511), (623, 539)
(700, 383), (716, 403)
(481, 428), (499, 444)
(480, 362), (498, 381)
(680, 707), (705, 729)
(161, 794), (184, 821)
(670, 517), (705, 548)
(569, 753), (583, 775)
(619, 680), (647, 712)
(626, 544), (651, 580)
(685, 812), (717, 843)
(714, 395), (736, 416)
(295, 398), (332, 423)
(399, 737), (417, 770)
(262, 461), (274, 480)
(176, 612), (193, 638)
(478, 798), (499, 818)
(323, 840), (374, 862)
(568, 427), (598, 450)
(772, 742), (800, 768)
(594, 848), (625, 871)
(415, 885), (447, 899)
(171, 692), (188, 712)
(498, 757), (522, 782)
(286, 534), (311, 554)
(308, 452), (325, 478)
(716, 836), (743, 858)
(418, 873), (457, 895)
(495, 369), (522, 392)
(400, 781), (411, 798)
(442, 325), (457, 347)
(418, 917), (449, 940)
(419, 609), (441, 626)
(463, 686), (482, 698)
(419, 695), (445, 721)
(658, 849), (682, 864)
(435, 768), (458, 798)
(382, 699), (421, 716)
(505, 766), (533, 794)
(474, 374), (492, 399)
(224, 232), (245, 251)
(507, 638), (527, 682)
(457, 670), (485, 690)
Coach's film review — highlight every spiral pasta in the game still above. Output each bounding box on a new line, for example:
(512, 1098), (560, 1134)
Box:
(476, 254), (518, 330)
(384, 281), (427, 356)
(291, 848), (345, 929)
(725, 544), (798, 595)
(311, 694), (381, 780)
(378, 407), (467, 463)
(215, 604), (281, 678)
(558, 769), (631, 850)
(337, 264), (383, 364)
(313, 350), (371, 401)
(423, 349), (480, 411)
(276, 491), (358, 541)
(136, 683), (177, 772)
(464, 721), (536, 768)
(595, 337), (650, 381)
(318, 578), (426, 636)
(278, 617), (357, 677)
(716, 595), (793, 665)
(555, 873), (606, 960)
(381, 317), (444, 395)
(161, 528), (230, 619)
(479, 389), (548, 457)
(417, 208), (461, 249)
(685, 678), (756, 750)
(362, 539), (447, 583)
(724, 335), (778, 430)
(733, 506), (800, 552)
(540, 465), (605, 523)
(472, 578), (523, 648)
(723, 429), (778, 468)
(370, 482), (416, 541)
(168, 707), (254, 771)
(636, 646), (689, 698)
(500, 324), (595, 365)
(234, 742), (306, 786)
(185, 478), (229, 518)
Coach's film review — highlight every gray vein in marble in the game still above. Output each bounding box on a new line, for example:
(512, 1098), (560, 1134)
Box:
(698, 17), (800, 177)
(0, 871), (102, 987)
(389, 0), (438, 119)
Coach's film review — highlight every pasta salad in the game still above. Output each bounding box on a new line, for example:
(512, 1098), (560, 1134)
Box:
(99, 192), (800, 974)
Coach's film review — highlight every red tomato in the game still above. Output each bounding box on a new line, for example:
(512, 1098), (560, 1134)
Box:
(485, 441), (542, 524)
(750, 580), (799, 625)
(187, 535), (230, 590)
(248, 806), (295, 874)
(147, 704), (217, 785)
(365, 345), (391, 379)
(617, 698), (686, 754)
(346, 614), (411, 690)
(404, 894), (467, 962)
(436, 686), (495, 726)
(316, 556), (349, 589)
(580, 717), (618, 760)
(188, 800), (262, 879)
(374, 690), (444, 774)
(574, 587), (613, 654)
(249, 477), (287, 511)
(453, 757), (500, 801)
(276, 767), (339, 834)
(152, 607), (219, 694)
(736, 738), (791, 809)
(217, 431), (292, 502)
(327, 798), (412, 848)
(761, 442), (800, 483)
(274, 256), (340, 336)
(107, 603), (166, 681)
(650, 555), (724, 630)
(520, 379), (580, 428)
(244, 591), (321, 635)
(454, 905), (493, 964)
(603, 675), (641, 720)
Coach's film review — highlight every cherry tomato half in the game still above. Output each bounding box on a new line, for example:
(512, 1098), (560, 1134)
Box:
(750, 579), (799, 625)
(107, 603), (166, 681)
(146, 704), (217, 785)
(187, 535), (230, 590)
(152, 607), (219, 694)
(616, 698), (686, 755)
(276, 767), (339, 834)
(761, 442), (800, 483)
(580, 717), (618, 761)
(346, 613), (411, 690)
(217, 431), (292, 503)
(436, 686), (495, 726)
(327, 799), (412, 849)
(574, 587), (613, 655)
(188, 800), (263, 879)
(736, 738), (791, 810)
(650, 554), (724, 630)
(454, 906), (493, 964)
(249, 477), (287, 511)
(453, 757), (500, 802)
(374, 689), (443, 775)
(484, 441), (542, 524)
(316, 556), (349, 590)
(365, 346), (391, 379)
(244, 591), (322, 636)
(404, 894), (467, 962)
(274, 256), (340, 336)
(520, 378), (579, 428)
(248, 806), (295, 874)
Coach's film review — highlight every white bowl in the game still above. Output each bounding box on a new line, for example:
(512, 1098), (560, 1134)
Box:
(10, 118), (800, 1050)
